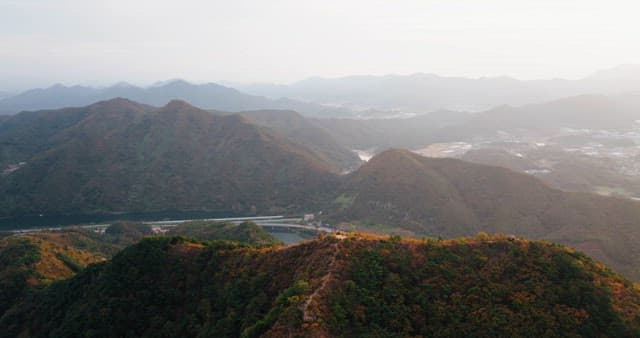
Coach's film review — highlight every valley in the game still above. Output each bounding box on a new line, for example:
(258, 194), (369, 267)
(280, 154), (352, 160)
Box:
(5, 2), (640, 336)
(5, 97), (640, 282)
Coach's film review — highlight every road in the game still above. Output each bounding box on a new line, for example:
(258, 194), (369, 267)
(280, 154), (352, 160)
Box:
(7, 215), (334, 234)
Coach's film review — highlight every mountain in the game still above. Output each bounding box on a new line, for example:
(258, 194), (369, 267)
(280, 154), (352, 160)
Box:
(0, 98), (339, 216)
(236, 65), (640, 113)
(2, 234), (640, 337)
(0, 81), (355, 117)
(333, 149), (640, 280)
(0, 84), (98, 115)
(309, 94), (640, 151)
(435, 94), (640, 142)
(236, 109), (362, 171)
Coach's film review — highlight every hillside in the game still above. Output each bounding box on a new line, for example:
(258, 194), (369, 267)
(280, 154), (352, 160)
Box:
(237, 110), (362, 172)
(2, 234), (640, 337)
(333, 149), (640, 280)
(166, 221), (281, 246)
(0, 221), (280, 320)
(0, 233), (107, 318)
(0, 99), (339, 216)
(0, 81), (354, 117)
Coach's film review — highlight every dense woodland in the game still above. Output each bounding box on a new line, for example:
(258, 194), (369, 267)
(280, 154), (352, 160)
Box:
(0, 221), (280, 324)
(1, 233), (640, 337)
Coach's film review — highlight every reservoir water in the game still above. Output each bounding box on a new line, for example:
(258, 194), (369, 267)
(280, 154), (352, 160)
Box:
(267, 230), (312, 244)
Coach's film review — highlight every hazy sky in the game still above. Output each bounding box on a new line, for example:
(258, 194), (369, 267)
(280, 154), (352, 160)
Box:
(1, 0), (640, 90)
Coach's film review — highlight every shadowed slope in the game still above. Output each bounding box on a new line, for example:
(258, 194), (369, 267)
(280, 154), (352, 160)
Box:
(0, 99), (339, 216)
(334, 149), (640, 279)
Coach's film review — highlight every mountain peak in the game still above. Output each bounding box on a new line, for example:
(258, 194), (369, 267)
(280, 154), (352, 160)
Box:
(162, 99), (196, 111)
(110, 81), (136, 88)
(50, 83), (66, 88)
(150, 79), (191, 88)
(367, 148), (420, 165)
(159, 79), (192, 88)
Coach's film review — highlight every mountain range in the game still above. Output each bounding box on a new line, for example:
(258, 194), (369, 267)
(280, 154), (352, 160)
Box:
(5, 99), (640, 280)
(235, 65), (640, 113)
(4, 65), (639, 121)
(432, 93), (640, 142)
(0, 81), (355, 117)
(308, 93), (640, 151)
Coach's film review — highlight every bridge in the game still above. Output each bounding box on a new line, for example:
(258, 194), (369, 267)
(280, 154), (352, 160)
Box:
(256, 223), (334, 233)
(147, 215), (335, 233)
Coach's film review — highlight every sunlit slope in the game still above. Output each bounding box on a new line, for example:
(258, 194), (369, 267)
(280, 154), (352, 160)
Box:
(2, 234), (640, 337)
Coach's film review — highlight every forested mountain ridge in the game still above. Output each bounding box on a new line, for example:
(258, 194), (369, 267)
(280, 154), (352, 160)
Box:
(0, 99), (339, 217)
(0, 221), (279, 321)
(0, 81), (354, 117)
(2, 234), (640, 337)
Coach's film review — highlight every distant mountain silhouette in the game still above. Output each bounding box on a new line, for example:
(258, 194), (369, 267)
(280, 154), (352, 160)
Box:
(0, 80), (355, 117)
(311, 94), (640, 150)
(236, 65), (640, 113)
(430, 94), (640, 142)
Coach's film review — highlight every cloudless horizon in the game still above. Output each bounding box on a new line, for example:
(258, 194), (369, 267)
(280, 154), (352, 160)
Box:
(2, 0), (640, 91)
